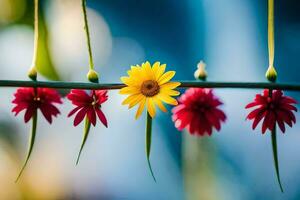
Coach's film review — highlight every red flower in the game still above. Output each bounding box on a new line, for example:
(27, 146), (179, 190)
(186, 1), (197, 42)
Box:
(12, 87), (62, 123)
(67, 89), (108, 127)
(172, 88), (226, 136)
(246, 89), (297, 133)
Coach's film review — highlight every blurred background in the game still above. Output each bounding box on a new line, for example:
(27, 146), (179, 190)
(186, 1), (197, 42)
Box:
(0, 0), (300, 199)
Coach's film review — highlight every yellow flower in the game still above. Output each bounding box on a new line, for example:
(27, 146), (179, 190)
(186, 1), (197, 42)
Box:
(120, 61), (181, 119)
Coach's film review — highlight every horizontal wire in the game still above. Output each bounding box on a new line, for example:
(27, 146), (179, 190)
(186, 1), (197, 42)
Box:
(0, 80), (300, 91)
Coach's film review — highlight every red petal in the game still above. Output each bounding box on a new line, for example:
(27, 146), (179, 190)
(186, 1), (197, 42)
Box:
(24, 107), (35, 123)
(68, 106), (82, 117)
(277, 118), (286, 133)
(276, 109), (294, 127)
(96, 108), (108, 127)
(73, 107), (88, 126)
(245, 102), (260, 109)
(247, 108), (264, 120)
(205, 111), (220, 131)
(262, 112), (271, 134)
(281, 96), (297, 104)
(282, 104), (297, 112)
(252, 110), (266, 130)
(87, 108), (96, 126)
(12, 104), (28, 116)
(214, 109), (226, 121)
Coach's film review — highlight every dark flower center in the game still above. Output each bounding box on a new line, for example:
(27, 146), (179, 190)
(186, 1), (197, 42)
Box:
(141, 80), (160, 97)
(191, 103), (208, 113)
(267, 97), (276, 110)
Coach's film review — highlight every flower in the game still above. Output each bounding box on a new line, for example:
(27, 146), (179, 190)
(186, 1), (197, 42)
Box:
(67, 89), (108, 127)
(246, 89), (297, 133)
(172, 88), (226, 136)
(12, 87), (62, 123)
(120, 61), (181, 119)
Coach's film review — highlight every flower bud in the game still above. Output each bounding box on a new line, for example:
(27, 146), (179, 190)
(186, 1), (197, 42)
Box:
(194, 60), (207, 81)
(87, 69), (99, 83)
(265, 66), (277, 82)
(28, 67), (37, 81)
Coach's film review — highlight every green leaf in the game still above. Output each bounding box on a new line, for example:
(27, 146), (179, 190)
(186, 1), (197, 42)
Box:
(35, 12), (61, 81)
(76, 117), (91, 165)
(146, 113), (156, 182)
(15, 111), (38, 182)
(271, 127), (284, 193)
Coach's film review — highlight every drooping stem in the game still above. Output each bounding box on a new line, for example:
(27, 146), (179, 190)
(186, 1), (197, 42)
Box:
(15, 112), (38, 182)
(76, 117), (91, 165)
(146, 113), (156, 182)
(269, 89), (284, 192)
(271, 126), (284, 192)
(268, 0), (275, 67)
(81, 0), (94, 70)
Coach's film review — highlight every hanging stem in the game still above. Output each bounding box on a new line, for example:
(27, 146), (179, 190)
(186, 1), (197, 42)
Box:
(268, 0), (275, 67)
(76, 117), (91, 165)
(15, 112), (38, 182)
(268, 89), (284, 192)
(271, 126), (284, 193)
(81, 0), (94, 70)
(146, 113), (156, 182)
(28, 0), (39, 81)
(32, 0), (39, 69)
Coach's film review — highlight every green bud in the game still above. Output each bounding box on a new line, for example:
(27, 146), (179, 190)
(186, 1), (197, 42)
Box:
(265, 66), (277, 82)
(28, 67), (37, 81)
(194, 60), (207, 81)
(87, 69), (99, 83)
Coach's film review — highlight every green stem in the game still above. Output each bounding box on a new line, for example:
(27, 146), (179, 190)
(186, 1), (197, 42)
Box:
(76, 117), (91, 165)
(271, 127), (284, 193)
(32, 0), (39, 69)
(0, 80), (300, 91)
(268, 0), (275, 67)
(81, 0), (94, 70)
(269, 89), (284, 192)
(146, 113), (156, 182)
(15, 112), (38, 182)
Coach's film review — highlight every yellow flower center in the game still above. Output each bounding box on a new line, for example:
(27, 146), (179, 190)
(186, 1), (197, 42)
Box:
(141, 80), (160, 97)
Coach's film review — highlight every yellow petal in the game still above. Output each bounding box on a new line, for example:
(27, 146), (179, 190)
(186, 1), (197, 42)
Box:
(128, 94), (144, 108)
(155, 64), (166, 80)
(121, 76), (143, 87)
(160, 89), (180, 96)
(135, 96), (146, 119)
(122, 94), (141, 105)
(147, 98), (156, 118)
(121, 76), (133, 86)
(158, 71), (176, 85)
(160, 82), (181, 90)
(119, 86), (139, 95)
(153, 96), (167, 112)
(142, 61), (154, 79)
(128, 66), (141, 76)
(152, 62), (160, 76)
(157, 93), (178, 105)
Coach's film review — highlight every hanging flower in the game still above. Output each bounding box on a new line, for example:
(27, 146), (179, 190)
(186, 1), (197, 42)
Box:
(67, 89), (108, 127)
(12, 87), (62, 123)
(120, 61), (181, 119)
(246, 89), (297, 133)
(172, 88), (226, 136)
